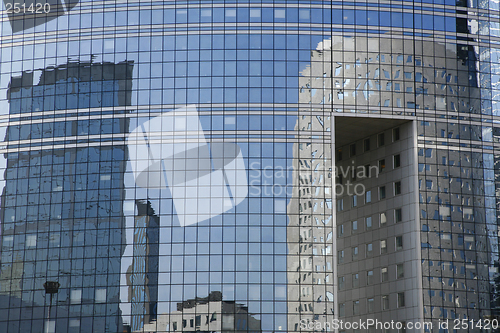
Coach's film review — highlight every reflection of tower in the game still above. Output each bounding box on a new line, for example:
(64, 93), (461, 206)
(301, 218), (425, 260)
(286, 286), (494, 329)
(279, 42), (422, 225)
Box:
(127, 200), (159, 331)
(287, 111), (334, 330)
(298, 35), (498, 330)
(0, 60), (133, 332)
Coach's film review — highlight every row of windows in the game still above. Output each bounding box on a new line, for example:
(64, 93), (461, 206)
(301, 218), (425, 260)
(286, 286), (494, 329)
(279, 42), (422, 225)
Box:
(339, 264), (405, 291)
(338, 208), (403, 237)
(337, 235), (404, 263)
(339, 292), (406, 316)
(337, 155), (401, 184)
(337, 128), (400, 161)
(337, 180), (403, 211)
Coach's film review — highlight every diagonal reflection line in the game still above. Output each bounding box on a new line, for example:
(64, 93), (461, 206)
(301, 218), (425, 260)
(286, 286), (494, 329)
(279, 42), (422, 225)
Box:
(222, 164), (235, 206)
(140, 123), (155, 161)
(208, 142), (234, 205)
(161, 158), (169, 192)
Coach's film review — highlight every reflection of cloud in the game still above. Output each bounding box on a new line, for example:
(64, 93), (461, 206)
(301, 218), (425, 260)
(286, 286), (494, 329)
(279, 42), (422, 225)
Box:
(127, 106), (248, 226)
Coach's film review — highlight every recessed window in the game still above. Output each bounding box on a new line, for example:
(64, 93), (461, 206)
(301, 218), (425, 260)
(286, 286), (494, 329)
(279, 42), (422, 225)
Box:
(352, 220), (358, 233)
(339, 303), (345, 317)
(380, 212), (387, 225)
(352, 273), (359, 288)
(337, 199), (343, 211)
(365, 190), (372, 203)
(338, 276), (345, 290)
(381, 239), (387, 254)
(367, 298), (375, 312)
(350, 143), (356, 156)
(395, 208), (402, 223)
(367, 270), (374, 285)
(378, 159), (385, 172)
(364, 164), (371, 178)
(393, 127), (400, 141)
(352, 195), (357, 207)
(398, 292), (406, 307)
(381, 267), (389, 282)
(338, 224), (344, 238)
(353, 300), (360, 315)
(337, 149), (343, 161)
(352, 246), (359, 260)
(396, 235), (403, 251)
(364, 138), (370, 151)
(366, 216), (372, 229)
(379, 186), (386, 199)
(366, 243), (373, 256)
(394, 154), (401, 168)
(382, 295), (390, 310)
(394, 181), (402, 195)
(378, 132), (385, 146)
(397, 263), (405, 279)
(338, 250), (345, 263)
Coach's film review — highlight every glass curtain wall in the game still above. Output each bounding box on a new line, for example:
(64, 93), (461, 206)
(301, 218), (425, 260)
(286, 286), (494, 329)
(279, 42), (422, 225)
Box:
(0, 1), (499, 333)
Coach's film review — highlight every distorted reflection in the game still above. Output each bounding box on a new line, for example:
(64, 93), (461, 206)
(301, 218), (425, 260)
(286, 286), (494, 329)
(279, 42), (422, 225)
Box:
(136, 291), (261, 333)
(0, 60), (133, 332)
(125, 200), (159, 332)
(288, 69), (334, 329)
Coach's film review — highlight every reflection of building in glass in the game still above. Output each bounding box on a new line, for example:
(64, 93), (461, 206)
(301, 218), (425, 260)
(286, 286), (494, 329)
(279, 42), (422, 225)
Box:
(135, 291), (261, 333)
(287, 111), (333, 328)
(126, 200), (159, 331)
(0, 60), (133, 333)
(2, 1), (500, 332)
(300, 35), (498, 328)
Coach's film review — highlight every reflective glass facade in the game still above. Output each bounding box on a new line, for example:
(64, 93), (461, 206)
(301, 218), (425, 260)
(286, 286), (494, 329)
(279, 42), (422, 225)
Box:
(0, 1), (499, 333)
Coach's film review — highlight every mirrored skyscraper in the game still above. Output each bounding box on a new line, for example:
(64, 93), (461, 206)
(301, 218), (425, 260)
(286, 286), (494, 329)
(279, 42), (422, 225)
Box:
(0, 1), (500, 333)
(0, 60), (133, 332)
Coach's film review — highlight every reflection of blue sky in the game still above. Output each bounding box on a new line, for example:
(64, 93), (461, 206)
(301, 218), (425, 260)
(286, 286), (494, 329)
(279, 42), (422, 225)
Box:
(122, 113), (294, 330)
(2, 4), (460, 35)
